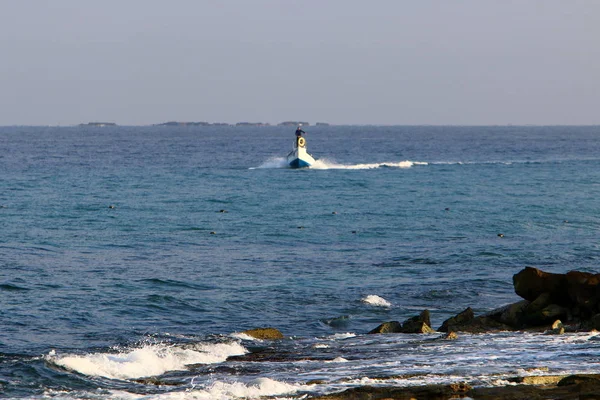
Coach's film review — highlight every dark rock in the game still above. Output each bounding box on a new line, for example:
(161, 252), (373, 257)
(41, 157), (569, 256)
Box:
(558, 374), (600, 386)
(400, 310), (435, 333)
(438, 307), (515, 333)
(438, 307), (474, 332)
(242, 327), (284, 340)
(311, 375), (600, 400)
(368, 321), (402, 334)
(545, 320), (565, 335)
(566, 270), (600, 317)
(513, 267), (569, 305)
(444, 332), (458, 340)
(485, 300), (530, 327)
(589, 314), (600, 331)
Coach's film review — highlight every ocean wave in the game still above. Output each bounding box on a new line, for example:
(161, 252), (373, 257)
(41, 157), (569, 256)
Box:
(47, 341), (247, 380)
(103, 378), (303, 400)
(361, 294), (392, 307)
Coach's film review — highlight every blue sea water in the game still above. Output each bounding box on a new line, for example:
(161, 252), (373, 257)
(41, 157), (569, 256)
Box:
(1, 125), (600, 399)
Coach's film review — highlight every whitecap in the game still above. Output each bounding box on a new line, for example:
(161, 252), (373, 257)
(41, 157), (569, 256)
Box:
(251, 157), (288, 169)
(361, 294), (392, 307)
(48, 341), (248, 380)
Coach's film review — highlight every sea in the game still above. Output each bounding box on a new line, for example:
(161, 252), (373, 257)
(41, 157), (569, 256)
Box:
(1, 125), (600, 399)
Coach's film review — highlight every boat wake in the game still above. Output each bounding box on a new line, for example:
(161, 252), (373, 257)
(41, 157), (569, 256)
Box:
(251, 157), (427, 170)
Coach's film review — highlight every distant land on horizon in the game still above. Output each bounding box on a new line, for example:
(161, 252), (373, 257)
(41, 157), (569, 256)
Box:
(1, 122), (599, 128)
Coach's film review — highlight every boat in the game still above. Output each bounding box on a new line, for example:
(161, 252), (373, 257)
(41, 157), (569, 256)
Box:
(287, 136), (316, 168)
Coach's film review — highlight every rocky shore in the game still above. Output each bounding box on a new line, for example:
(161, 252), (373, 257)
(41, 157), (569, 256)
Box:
(310, 374), (600, 400)
(237, 267), (600, 399)
(368, 267), (600, 335)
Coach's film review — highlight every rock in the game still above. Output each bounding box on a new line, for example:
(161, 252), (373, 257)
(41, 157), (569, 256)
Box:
(242, 327), (284, 340)
(566, 270), (600, 317)
(513, 267), (568, 305)
(438, 307), (514, 333)
(444, 332), (458, 340)
(401, 321), (436, 334)
(545, 320), (565, 335)
(485, 300), (530, 328)
(552, 319), (563, 330)
(370, 311), (436, 334)
(311, 375), (600, 400)
(558, 374), (600, 386)
(368, 321), (402, 334)
(589, 314), (600, 331)
(508, 375), (566, 385)
(400, 310), (435, 333)
(438, 307), (475, 332)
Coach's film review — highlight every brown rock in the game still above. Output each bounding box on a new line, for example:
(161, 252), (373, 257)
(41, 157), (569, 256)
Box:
(242, 327), (284, 340)
(400, 310), (435, 334)
(368, 321), (402, 334)
(508, 375), (566, 385)
(485, 300), (529, 328)
(513, 267), (568, 305)
(438, 307), (474, 332)
(566, 271), (600, 317)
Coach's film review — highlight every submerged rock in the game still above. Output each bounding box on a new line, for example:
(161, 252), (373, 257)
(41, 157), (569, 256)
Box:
(241, 327), (284, 340)
(369, 310), (435, 334)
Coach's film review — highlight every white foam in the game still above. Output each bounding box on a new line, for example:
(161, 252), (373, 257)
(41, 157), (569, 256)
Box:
(229, 332), (260, 342)
(49, 342), (248, 380)
(108, 378), (302, 400)
(330, 333), (357, 340)
(251, 157), (288, 169)
(362, 294), (392, 307)
(326, 357), (349, 363)
(310, 159), (423, 170)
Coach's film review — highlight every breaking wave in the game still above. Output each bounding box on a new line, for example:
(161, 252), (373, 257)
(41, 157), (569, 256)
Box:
(108, 378), (303, 400)
(47, 341), (247, 380)
(361, 294), (392, 307)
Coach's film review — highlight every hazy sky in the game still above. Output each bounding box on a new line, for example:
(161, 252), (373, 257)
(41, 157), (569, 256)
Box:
(0, 1), (598, 125)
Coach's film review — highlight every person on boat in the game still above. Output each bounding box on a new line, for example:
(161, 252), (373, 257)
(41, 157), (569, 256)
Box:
(295, 124), (305, 145)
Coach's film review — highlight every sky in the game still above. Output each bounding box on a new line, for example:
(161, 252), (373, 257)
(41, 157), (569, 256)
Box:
(0, 1), (598, 126)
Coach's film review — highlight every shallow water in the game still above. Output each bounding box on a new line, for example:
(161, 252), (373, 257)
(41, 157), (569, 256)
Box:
(1, 125), (600, 398)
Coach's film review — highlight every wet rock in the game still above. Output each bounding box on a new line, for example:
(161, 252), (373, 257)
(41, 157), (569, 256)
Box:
(311, 382), (471, 400)
(566, 270), (600, 317)
(444, 331), (458, 340)
(507, 375), (566, 385)
(438, 307), (474, 332)
(589, 313), (600, 330)
(368, 321), (402, 334)
(558, 374), (600, 386)
(545, 319), (565, 335)
(311, 375), (600, 400)
(485, 300), (529, 327)
(400, 310), (435, 334)
(242, 327), (284, 340)
(134, 377), (181, 386)
(369, 311), (435, 334)
(438, 307), (514, 333)
(513, 267), (568, 305)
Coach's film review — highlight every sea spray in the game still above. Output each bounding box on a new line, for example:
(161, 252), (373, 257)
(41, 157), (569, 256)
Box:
(105, 378), (303, 400)
(49, 341), (248, 380)
(362, 294), (392, 307)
